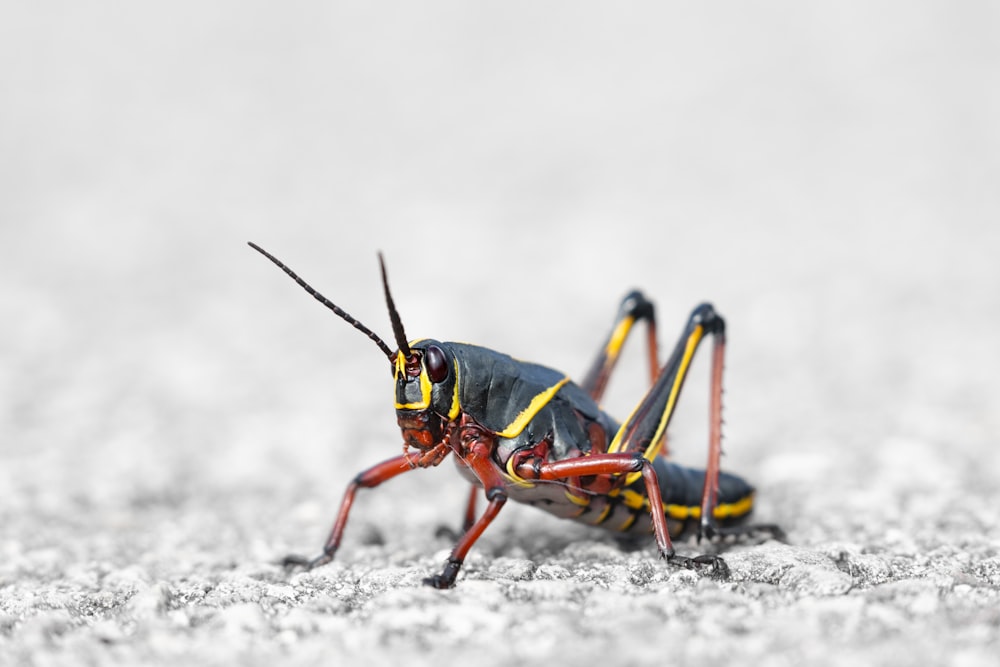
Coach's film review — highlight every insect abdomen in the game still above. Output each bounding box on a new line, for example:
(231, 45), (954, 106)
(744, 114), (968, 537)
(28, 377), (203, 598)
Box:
(654, 459), (755, 517)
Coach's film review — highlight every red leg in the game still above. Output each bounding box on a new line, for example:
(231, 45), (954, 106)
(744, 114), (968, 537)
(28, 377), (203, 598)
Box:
(605, 303), (727, 508)
(462, 484), (478, 532)
(581, 291), (659, 403)
(645, 315), (660, 388)
(424, 491), (506, 589)
(699, 332), (725, 540)
(519, 453), (728, 576)
(283, 453), (424, 570)
(645, 318), (670, 459)
(424, 436), (509, 589)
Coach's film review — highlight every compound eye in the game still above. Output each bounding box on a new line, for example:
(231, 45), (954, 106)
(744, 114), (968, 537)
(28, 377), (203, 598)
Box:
(424, 344), (449, 383)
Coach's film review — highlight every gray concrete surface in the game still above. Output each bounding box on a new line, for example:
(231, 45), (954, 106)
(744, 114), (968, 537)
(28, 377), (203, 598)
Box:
(2, 2), (998, 666)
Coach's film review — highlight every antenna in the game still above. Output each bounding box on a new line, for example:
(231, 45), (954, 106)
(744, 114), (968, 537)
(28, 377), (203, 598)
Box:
(378, 252), (411, 359)
(248, 242), (395, 362)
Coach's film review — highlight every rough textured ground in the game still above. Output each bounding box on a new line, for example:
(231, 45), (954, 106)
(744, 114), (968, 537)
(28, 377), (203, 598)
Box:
(2, 2), (999, 666)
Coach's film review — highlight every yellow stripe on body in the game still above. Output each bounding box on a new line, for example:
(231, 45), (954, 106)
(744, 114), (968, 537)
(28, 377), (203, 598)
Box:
(662, 494), (755, 521)
(393, 350), (433, 410)
(706, 493), (755, 519)
(617, 488), (647, 509)
(563, 490), (590, 506)
(446, 361), (461, 420)
(593, 503), (613, 524)
(608, 489), (755, 526)
(392, 342), (462, 418)
(504, 454), (536, 488)
(494, 376), (570, 438)
(498, 375), (569, 486)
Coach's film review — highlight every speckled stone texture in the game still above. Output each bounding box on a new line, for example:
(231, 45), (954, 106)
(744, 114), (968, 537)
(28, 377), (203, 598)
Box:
(2, 3), (998, 666)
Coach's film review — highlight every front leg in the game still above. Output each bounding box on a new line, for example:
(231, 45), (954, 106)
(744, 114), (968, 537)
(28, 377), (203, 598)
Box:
(424, 423), (509, 589)
(283, 452), (424, 571)
(424, 489), (506, 589)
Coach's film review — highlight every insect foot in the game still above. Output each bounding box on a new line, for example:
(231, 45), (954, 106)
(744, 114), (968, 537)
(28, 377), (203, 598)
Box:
(281, 552), (333, 572)
(665, 552), (731, 580)
(422, 558), (463, 589)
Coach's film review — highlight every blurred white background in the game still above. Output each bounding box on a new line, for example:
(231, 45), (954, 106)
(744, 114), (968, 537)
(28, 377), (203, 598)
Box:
(1, 2), (998, 529)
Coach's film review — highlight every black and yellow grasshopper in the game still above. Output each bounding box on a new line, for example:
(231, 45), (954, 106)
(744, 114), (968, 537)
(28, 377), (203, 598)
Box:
(250, 242), (781, 588)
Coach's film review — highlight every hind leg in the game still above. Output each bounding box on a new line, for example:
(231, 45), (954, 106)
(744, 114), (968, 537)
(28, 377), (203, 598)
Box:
(581, 291), (660, 403)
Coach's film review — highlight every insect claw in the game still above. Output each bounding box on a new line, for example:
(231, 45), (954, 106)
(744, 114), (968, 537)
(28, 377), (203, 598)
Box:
(281, 552), (333, 572)
(422, 558), (463, 589)
(663, 552), (730, 580)
(692, 553), (730, 580)
(422, 574), (455, 589)
(280, 554), (310, 570)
